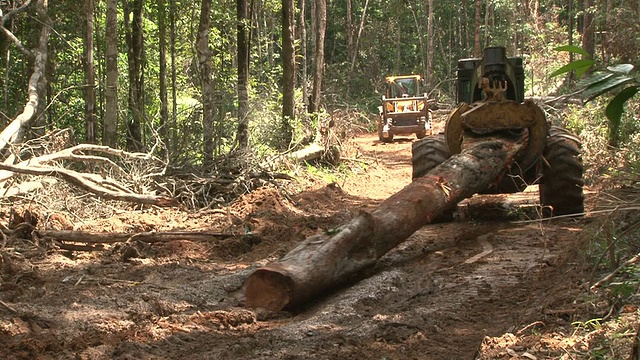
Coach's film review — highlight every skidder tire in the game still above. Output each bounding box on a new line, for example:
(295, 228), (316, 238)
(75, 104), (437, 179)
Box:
(412, 133), (454, 222)
(539, 126), (585, 217)
(411, 133), (450, 180)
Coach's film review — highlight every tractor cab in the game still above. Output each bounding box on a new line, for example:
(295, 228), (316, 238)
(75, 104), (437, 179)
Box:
(386, 75), (420, 98)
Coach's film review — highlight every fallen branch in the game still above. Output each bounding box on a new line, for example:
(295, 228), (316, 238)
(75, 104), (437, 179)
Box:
(0, 162), (175, 206)
(36, 229), (236, 244)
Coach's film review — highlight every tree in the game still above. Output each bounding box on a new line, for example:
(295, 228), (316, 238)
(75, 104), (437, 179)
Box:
(0, 0), (52, 153)
(473, 0), (482, 57)
(158, 0), (169, 148)
(104, 0), (119, 148)
(196, 0), (215, 168)
(310, 0), (326, 113)
(281, 0), (295, 147)
(124, 0), (145, 151)
(236, 0), (250, 152)
(83, 0), (96, 144)
(297, 0), (308, 110)
(426, 0), (434, 88)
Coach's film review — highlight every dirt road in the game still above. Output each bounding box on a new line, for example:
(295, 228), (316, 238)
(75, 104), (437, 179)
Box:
(0, 132), (589, 359)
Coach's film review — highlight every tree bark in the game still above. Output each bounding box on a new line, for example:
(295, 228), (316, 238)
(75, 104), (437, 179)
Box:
(426, 0), (434, 88)
(196, 0), (215, 168)
(83, 0), (96, 144)
(236, 0), (250, 151)
(581, 0), (595, 59)
(473, 0), (482, 57)
(297, 0), (308, 110)
(309, 0), (326, 113)
(170, 0), (178, 151)
(245, 133), (527, 311)
(281, 0), (295, 148)
(158, 0), (169, 148)
(124, 0), (145, 152)
(104, 0), (119, 148)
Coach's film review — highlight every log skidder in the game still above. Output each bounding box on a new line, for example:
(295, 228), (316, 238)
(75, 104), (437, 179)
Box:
(412, 47), (584, 217)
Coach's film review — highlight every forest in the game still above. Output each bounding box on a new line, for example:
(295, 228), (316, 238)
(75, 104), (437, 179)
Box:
(2, 0), (637, 168)
(1, 0), (640, 359)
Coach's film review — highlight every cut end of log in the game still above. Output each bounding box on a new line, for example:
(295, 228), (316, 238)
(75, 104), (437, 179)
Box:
(245, 268), (295, 311)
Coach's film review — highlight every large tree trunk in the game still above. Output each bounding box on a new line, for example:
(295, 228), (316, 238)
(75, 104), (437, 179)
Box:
(124, 0), (145, 152)
(196, 0), (215, 168)
(104, 0), (119, 149)
(236, 0), (250, 152)
(309, 0), (326, 113)
(281, 0), (295, 148)
(83, 0), (96, 144)
(245, 133), (527, 311)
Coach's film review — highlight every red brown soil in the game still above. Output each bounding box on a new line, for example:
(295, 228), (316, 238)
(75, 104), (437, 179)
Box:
(0, 129), (621, 359)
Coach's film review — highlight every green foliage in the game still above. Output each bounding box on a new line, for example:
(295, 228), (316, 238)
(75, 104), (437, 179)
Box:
(552, 46), (639, 147)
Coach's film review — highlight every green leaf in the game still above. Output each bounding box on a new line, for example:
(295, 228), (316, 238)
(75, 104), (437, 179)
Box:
(607, 64), (634, 75)
(605, 86), (639, 124)
(550, 59), (595, 78)
(583, 75), (635, 103)
(576, 71), (614, 88)
(553, 45), (591, 58)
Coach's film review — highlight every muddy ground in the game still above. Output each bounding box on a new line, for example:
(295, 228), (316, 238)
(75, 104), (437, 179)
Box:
(0, 123), (636, 359)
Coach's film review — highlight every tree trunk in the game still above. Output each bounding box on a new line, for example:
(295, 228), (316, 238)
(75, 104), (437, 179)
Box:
(0, 0), (52, 154)
(236, 0), (250, 152)
(124, 0), (145, 152)
(169, 0), (178, 152)
(281, 0), (295, 147)
(346, 0), (353, 62)
(104, 0), (119, 148)
(158, 0), (169, 148)
(426, 0), (434, 88)
(567, 0), (574, 81)
(473, 0), (482, 57)
(297, 0), (308, 110)
(349, 0), (369, 77)
(309, 0), (326, 113)
(196, 0), (215, 168)
(581, 0), (595, 59)
(83, 0), (96, 144)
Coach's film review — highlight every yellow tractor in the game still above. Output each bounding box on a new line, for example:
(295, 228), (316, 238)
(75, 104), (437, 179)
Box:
(378, 75), (433, 142)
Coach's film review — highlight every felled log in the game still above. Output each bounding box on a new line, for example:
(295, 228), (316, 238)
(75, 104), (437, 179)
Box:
(290, 143), (341, 164)
(244, 132), (527, 310)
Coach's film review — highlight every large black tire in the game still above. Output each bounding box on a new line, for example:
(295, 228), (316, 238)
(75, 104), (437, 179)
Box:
(411, 133), (454, 221)
(539, 126), (585, 216)
(411, 133), (450, 180)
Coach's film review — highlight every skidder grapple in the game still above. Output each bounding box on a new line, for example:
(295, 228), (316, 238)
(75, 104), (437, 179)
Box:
(378, 75), (433, 142)
(412, 47), (585, 216)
